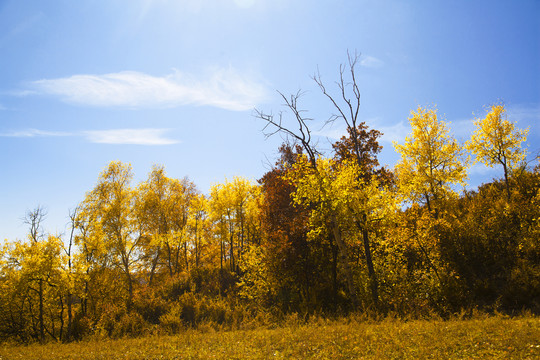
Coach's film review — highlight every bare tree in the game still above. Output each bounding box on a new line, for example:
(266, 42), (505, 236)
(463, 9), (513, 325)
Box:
(23, 206), (47, 342)
(313, 50), (379, 307)
(23, 205), (47, 243)
(255, 90), (320, 168)
(256, 52), (382, 309)
(255, 65), (362, 309)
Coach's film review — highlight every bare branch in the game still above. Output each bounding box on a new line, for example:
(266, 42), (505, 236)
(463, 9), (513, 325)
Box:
(312, 65), (350, 129)
(23, 206), (47, 243)
(255, 90), (319, 167)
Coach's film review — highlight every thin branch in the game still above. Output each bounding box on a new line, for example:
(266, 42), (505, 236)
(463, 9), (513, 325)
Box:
(255, 90), (319, 167)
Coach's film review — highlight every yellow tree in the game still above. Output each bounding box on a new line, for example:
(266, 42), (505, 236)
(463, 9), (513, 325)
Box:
(135, 165), (197, 282)
(394, 106), (469, 215)
(73, 205), (117, 319)
(393, 106), (469, 301)
(0, 233), (65, 342)
(186, 193), (208, 270)
(77, 161), (140, 310)
(286, 155), (396, 308)
(257, 54), (396, 310)
(208, 177), (258, 276)
(466, 104), (529, 199)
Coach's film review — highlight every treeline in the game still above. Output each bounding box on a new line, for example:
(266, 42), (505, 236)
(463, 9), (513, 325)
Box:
(1, 60), (539, 343)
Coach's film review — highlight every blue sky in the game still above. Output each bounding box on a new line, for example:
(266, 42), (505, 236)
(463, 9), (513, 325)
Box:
(1, 0), (539, 241)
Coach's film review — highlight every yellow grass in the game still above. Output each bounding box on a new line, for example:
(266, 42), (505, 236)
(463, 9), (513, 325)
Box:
(1, 315), (539, 359)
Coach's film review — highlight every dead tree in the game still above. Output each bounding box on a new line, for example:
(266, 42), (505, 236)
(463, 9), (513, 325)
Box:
(256, 52), (383, 310)
(313, 51), (380, 308)
(255, 87), (360, 309)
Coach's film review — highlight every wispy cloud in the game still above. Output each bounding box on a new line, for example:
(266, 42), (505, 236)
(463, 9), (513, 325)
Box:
(378, 121), (409, 144)
(83, 129), (179, 145)
(27, 68), (268, 111)
(507, 104), (540, 125)
(1, 129), (72, 137)
(360, 55), (384, 68)
(0, 128), (179, 145)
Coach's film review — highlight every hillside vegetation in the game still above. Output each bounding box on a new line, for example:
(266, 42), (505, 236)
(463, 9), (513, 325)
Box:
(1, 57), (538, 343)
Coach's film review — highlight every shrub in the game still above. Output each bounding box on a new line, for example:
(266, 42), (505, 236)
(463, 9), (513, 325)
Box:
(133, 285), (168, 324)
(95, 305), (149, 338)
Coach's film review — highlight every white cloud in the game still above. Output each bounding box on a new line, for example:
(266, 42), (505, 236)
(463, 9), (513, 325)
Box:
(360, 55), (384, 68)
(507, 104), (540, 124)
(0, 129), (72, 137)
(83, 129), (179, 145)
(1, 128), (179, 145)
(29, 68), (268, 111)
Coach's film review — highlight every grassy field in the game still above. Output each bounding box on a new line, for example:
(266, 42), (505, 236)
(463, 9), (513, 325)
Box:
(1, 315), (538, 359)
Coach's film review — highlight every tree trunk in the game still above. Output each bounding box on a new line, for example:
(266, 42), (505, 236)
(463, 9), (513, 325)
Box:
(362, 222), (379, 307)
(39, 279), (44, 343)
(330, 237), (339, 309)
(184, 241), (189, 272)
(66, 292), (73, 342)
(229, 231), (235, 272)
(124, 261), (133, 311)
(166, 242), (173, 277)
(59, 294), (64, 341)
(148, 251), (160, 286)
(330, 218), (359, 309)
(503, 161), (511, 200)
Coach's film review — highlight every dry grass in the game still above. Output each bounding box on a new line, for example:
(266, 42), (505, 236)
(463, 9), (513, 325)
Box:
(1, 314), (539, 359)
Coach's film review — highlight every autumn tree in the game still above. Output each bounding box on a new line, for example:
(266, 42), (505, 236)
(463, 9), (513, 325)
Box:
(24, 206), (48, 342)
(243, 144), (318, 311)
(0, 207), (67, 343)
(208, 177), (260, 295)
(437, 165), (540, 311)
(394, 106), (469, 215)
(187, 193), (209, 270)
(135, 165), (198, 282)
(77, 161), (141, 311)
(466, 104), (529, 199)
(285, 154), (397, 309)
(256, 53), (395, 309)
(257, 106), (365, 308)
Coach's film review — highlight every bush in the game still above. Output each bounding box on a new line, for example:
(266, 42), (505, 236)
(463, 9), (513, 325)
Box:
(158, 293), (264, 333)
(95, 305), (149, 338)
(71, 313), (93, 340)
(115, 312), (148, 338)
(133, 285), (168, 324)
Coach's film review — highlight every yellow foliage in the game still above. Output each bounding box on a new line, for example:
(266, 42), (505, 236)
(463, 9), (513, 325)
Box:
(466, 104), (528, 170)
(394, 106), (469, 207)
(285, 155), (397, 241)
(208, 176), (261, 269)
